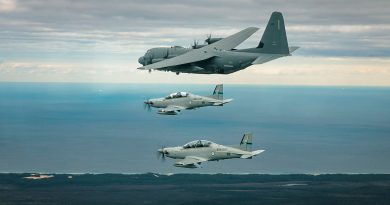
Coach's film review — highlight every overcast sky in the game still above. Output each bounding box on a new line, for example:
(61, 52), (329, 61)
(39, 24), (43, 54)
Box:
(1, 0), (389, 85)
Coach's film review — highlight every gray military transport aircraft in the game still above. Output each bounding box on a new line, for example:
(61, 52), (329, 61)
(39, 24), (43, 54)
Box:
(138, 11), (298, 75)
(144, 84), (232, 115)
(157, 133), (264, 168)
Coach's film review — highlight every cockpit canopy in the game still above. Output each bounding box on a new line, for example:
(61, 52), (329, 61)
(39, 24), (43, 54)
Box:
(165, 92), (189, 99)
(183, 140), (213, 149)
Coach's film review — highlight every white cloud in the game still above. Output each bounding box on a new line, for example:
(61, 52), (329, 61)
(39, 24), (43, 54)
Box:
(288, 25), (390, 34)
(252, 57), (390, 75)
(1, 57), (390, 86)
(1, 0), (390, 85)
(0, 0), (16, 12)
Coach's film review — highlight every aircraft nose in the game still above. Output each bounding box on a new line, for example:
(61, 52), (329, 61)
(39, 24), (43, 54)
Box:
(144, 100), (153, 105)
(138, 56), (145, 65)
(157, 148), (169, 155)
(144, 100), (154, 112)
(157, 148), (169, 161)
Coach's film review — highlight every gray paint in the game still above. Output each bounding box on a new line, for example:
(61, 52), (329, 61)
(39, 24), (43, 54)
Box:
(158, 133), (264, 168)
(137, 12), (297, 74)
(145, 84), (232, 115)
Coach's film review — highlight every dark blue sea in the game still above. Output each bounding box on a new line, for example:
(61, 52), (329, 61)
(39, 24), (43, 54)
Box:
(0, 83), (389, 174)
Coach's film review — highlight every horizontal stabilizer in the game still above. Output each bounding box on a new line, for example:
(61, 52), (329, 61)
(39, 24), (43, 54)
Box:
(223, 99), (233, 104)
(252, 149), (265, 156)
(212, 98), (233, 106)
(289, 46), (299, 53)
(240, 150), (265, 159)
(251, 54), (285, 65)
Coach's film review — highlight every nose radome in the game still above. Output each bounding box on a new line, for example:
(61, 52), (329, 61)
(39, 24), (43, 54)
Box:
(138, 57), (144, 65)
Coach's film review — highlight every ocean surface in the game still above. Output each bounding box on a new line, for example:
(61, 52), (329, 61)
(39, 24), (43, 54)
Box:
(0, 83), (389, 174)
(2, 173), (390, 205)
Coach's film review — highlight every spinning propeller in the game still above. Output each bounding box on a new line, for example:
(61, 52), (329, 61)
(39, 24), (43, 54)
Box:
(191, 39), (199, 49)
(205, 34), (222, 45)
(143, 98), (152, 112)
(205, 33), (212, 44)
(157, 146), (168, 161)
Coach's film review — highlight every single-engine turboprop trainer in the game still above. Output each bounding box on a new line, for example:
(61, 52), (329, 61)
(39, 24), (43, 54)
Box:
(138, 12), (298, 75)
(144, 84), (232, 115)
(157, 133), (264, 168)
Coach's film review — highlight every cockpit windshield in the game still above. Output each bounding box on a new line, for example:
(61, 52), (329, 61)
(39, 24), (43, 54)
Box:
(165, 92), (189, 99)
(183, 140), (212, 149)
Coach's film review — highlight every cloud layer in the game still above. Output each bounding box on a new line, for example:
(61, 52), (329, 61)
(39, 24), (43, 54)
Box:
(1, 0), (390, 85)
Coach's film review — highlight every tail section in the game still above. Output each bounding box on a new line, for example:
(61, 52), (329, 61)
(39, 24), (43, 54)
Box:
(210, 84), (223, 100)
(240, 133), (253, 151)
(238, 133), (265, 159)
(257, 11), (289, 54)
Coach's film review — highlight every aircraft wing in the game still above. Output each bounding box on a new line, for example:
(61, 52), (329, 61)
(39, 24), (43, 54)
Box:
(175, 156), (208, 168)
(138, 27), (259, 70)
(157, 105), (187, 115)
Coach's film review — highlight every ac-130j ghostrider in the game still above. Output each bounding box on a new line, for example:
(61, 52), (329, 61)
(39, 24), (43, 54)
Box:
(138, 12), (298, 75)
(157, 133), (264, 168)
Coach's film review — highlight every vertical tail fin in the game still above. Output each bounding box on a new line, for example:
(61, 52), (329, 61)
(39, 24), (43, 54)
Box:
(210, 84), (223, 100)
(257, 11), (289, 54)
(240, 133), (253, 151)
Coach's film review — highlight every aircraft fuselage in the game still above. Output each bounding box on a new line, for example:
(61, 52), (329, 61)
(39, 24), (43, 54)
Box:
(164, 144), (246, 162)
(149, 94), (218, 109)
(138, 47), (262, 74)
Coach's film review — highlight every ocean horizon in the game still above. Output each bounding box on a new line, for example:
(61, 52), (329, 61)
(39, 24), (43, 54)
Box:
(1, 82), (389, 174)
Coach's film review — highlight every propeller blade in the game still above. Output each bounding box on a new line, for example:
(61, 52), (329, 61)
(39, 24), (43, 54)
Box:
(191, 39), (198, 49)
(156, 150), (162, 160)
(157, 146), (166, 162)
(205, 33), (212, 44)
(143, 99), (152, 112)
(147, 103), (151, 112)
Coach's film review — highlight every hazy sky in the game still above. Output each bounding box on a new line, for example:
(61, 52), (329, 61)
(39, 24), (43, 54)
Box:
(0, 0), (390, 85)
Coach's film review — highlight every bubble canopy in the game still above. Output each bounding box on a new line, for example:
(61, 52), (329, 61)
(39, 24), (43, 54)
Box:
(183, 140), (213, 149)
(165, 92), (189, 99)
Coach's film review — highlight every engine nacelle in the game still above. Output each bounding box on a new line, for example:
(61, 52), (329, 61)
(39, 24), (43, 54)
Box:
(151, 58), (165, 63)
(192, 44), (207, 49)
(205, 37), (223, 44)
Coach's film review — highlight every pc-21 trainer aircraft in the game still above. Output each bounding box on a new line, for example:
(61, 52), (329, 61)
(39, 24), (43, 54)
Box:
(144, 84), (232, 115)
(157, 133), (264, 168)
(138, 11), (298, 75)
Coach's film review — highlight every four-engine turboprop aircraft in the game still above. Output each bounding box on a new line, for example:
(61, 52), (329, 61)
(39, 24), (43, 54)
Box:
(157, 133), (264, 168)
(138, 12), (298, 75)
(144, 84), (232, 115)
